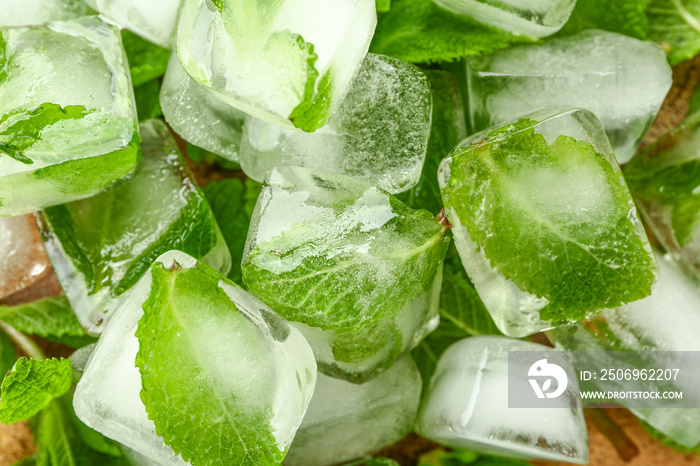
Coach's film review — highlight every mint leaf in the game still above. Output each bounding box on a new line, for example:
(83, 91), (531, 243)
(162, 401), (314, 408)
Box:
(647, 0), (700, 65)
(203, 178), (255, 284)
(377, 0), (391, 12)
(282, 33), (334, 132)
(689, 83), (700, 114)
(640, 420), (700, 453)
(625, 111), (700, 247)
(346, 459), (400, 466)
(0, 358), (72, 424)
(136, 261), (288, 465)
(441, 118), (657, 325)
(397, 70), (467, 213)
(0, 297), (95, 349)
(0, 103), (93, 165)
(0, 330), (16, 378)
(419, 448), (531, 465)
(121, 30), (170, 87)
(133, 80), (163, 122)
(31, 393), (133, 466)
(558, 0), (649, 39)
(370, 0), (532, 64)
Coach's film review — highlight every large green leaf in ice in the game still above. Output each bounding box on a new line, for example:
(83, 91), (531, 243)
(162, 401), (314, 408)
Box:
(558, 0), (649, 39)
(441, 119), (657, 324)
(136, 262), (284, 465)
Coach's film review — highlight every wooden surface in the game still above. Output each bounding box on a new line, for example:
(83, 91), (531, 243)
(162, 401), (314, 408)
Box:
(2, 55), (700, 466)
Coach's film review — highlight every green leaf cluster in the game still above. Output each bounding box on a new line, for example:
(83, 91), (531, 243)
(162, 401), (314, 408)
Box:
(647, 0), (700, 65)
(558, 0), (649, 39)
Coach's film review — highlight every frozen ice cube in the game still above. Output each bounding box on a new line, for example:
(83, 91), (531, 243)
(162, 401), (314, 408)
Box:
(0, 17), (139, 216)
(176, 0), (377, 132)
(416, 336), (588, 463)
(84, 0), (180, 47)
(160, 52), (247, 162)
(624, 111), (700, 285)
(0, 215), (51, 301)
(0, 0), (94, 27)
(74, 250), (316, 466)
(439, 107), (657, 337)
(239, 53), (432, 194)
(433, 0), (575, 38)
(467, 30), (672, 163)
(549, 250), (700, 448)
(36, 120), (231, 336)
(242, 166), (449, 382)
(285, 356), (421, 466)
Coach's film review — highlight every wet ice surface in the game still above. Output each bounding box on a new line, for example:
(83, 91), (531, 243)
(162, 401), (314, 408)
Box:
(285, 356), (421, 466)
(240, 53), (432, 194)
(176, 0), (376, 130)
(433, 0), (575, 38)
(85, 0), (180, 47)
(0, 215), (50, 301)
(0, 0), (94, 26)
(467, 29), (672, 163)
(417, 336), (589, 463)
(160, 53), (247, 162)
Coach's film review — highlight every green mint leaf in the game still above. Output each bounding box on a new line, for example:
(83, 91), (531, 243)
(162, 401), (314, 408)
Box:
(397, 70), (467, 213)
(689, 83), (700, 114)
(136, 261), (287, 465)
(418, 448), (530, 466)
(30, 393), (133, 466)
(625, 111), (700, 247)
(0, 330), (16, 379)
(120, 30), (170, 87)
(412, 245), (501, 392)
(647, 0), (700, 65)
(442, 118), (657, 324)
(346, 458), (400, 466)
(203, 178), (254, 284)
(283, 33), (334, 132)
(0, 297), (95, 349)
(0, 358), (72, 424)
(11, 457), (36, 465)
(640, 419), (700, 453)
(369, 0), (532, 64)
(133, 80), (163, 122)
(558, 0), (649, 39)
(0, 103), (93, 165)
(0, 30), (7, 83)
(376, 0), (391, 12)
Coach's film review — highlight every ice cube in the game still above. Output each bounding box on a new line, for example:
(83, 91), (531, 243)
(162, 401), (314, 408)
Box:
(36, 120), (231, 336)
(73, 250), (316, 466)
(549, 250), (700, 448)
(0, 0), (94, 27)
(242, 166), (449, 382)
(439, 107), (657, 337)
(0, 17), (140, 216)
(416, 336), (588, 463)
(176, 0), (376, 132)
(239, 53), (432, 194)
(160, 53), (247, 162)
(0, 215), (51, 301)
(433, 0), (575, 38)
(84, 0), (180, 47)
(285, 355), (421, 466)
(467, 30), (672, 163)
(624, 111), (700, 285)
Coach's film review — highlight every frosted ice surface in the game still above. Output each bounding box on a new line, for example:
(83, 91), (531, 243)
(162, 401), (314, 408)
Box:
(239, 53), (432, 194)
(417, 336), (588, 463)
(160, 53), (247, 162)
(176, 0), (376, 131)
(285, 356), (421, 466)
(467, 30), (672, 163)
(0, 0), (94, 26)
(433, 0), (575, 38)
(85, 0), (180, 47)
(74, 251), (316, 466)
(37, 120), (231, 336)
(0, 215), (51, 300)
